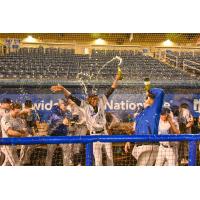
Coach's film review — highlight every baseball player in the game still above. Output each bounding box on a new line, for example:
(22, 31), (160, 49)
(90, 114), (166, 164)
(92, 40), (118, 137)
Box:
(1, 103), (28, 166)
(0, 98), (12, 164)
(19, 100), (40, 165)
(155, 107), (180, 166)
(178, 103), (194, 165)
(51, 73), (120, 166)
(45, 99), (72, 166)
(0, 98), (12, 137)
(170, 105), (181, 165)
(125, 88), (165, 166)
(66, 98), (88, 165)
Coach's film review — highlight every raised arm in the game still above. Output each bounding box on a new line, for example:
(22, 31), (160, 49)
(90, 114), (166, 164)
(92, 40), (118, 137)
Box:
(169, 120), (180, 134)
(51, 84), (71, 98)
(186, 115), (194, 128)
(105, 74), (121, 99)
(51, 84), (81, 106)
(68, 95), (81, 107)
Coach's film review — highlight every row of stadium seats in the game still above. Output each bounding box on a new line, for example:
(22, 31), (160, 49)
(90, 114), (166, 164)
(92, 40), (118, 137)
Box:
(0, 48), (195, 81)
(17, 47), (75, 55)
(166, 50), (200, 71)
(166, 50), (200, 57)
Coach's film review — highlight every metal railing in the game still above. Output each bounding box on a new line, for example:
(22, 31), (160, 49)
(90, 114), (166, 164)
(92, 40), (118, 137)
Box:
(166, 53), (178, 67)
(183, 59), (200, 73)
(0, 134), (199, 166)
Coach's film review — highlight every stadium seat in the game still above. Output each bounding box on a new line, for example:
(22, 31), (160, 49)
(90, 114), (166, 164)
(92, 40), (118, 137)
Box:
(0, 47), (196, 82)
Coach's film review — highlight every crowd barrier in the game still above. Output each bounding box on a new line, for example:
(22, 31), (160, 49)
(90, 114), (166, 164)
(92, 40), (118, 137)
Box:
(0, 134), (199, 166)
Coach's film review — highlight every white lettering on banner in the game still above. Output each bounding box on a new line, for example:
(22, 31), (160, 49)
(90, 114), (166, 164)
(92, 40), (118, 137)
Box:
(114, 103), (120, 110)
(34, 103), (42, 110)
(45, 101), (54, 110)
(106, 100), (143, 111)
(31, 99), (173, 112)
(194, 99), (200, 113)
(33, 100), (57, 111)
(41, 101), (44, 110)
(129, 103), (136, 110)
(106, 100), (172, 111)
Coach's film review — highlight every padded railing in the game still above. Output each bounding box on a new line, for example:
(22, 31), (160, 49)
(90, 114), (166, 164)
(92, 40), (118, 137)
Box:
(0, 134), (199, 166)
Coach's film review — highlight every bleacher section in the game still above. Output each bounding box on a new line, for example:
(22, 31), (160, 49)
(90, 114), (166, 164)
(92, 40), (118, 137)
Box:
(166, 50), (200, 74)
(0, 47), (195, 83)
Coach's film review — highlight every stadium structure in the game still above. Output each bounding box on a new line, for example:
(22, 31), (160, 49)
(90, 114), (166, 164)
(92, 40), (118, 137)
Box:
(0, 33), (200, 166)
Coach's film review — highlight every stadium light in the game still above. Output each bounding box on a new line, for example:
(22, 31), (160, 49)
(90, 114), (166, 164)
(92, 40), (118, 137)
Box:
(94, 38), (107, 45)
(23, 35), (38, 43)
(163, 39), (173, 47)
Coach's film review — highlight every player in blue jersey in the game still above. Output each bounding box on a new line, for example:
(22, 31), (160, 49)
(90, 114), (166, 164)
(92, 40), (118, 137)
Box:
(125, 88), (165, 166)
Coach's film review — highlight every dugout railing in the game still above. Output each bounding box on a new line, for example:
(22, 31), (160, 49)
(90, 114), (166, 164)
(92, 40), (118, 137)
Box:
(0, 134), (199, 166)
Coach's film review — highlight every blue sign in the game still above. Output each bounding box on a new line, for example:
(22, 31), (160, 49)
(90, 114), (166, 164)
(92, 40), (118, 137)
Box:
(1, 93), (200, 122)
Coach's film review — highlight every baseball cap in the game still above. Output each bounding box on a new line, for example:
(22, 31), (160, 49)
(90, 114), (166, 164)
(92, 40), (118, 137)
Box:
(147, 91), (155, 99)
(180, 103), (189, 109)
(161, 107), (171, 115)
(88, 94), (98, 98)
(25, 100), (33, 107)
(1, 98), (12, 104)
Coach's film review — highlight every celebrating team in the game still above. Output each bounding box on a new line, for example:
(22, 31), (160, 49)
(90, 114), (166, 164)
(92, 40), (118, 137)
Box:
(0, 70), (194, 166)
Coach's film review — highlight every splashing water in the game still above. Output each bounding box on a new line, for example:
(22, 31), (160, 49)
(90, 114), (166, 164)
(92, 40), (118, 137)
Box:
(96, 56), (122, 77)
(76, 65), (95, 96)
(75, 56), (123, 96)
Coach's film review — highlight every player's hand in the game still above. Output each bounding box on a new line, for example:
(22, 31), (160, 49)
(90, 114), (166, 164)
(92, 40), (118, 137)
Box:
(186, 119), (193, 128)
(20, 130), (28, 137)
(186, 123), (191, 128)
(63, 118), (69, 125)
(124, 142), (131, 153)
(167, 114), (173, 123)
(51, 84), (64, 93)
(115, 74), (121, 81)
